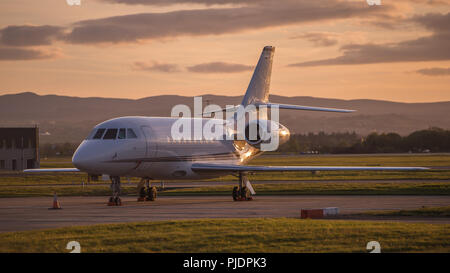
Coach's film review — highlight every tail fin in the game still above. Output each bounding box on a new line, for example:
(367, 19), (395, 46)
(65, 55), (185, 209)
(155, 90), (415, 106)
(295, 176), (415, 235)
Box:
(203, 46), (355, 117)
(241, 46), (275, 106)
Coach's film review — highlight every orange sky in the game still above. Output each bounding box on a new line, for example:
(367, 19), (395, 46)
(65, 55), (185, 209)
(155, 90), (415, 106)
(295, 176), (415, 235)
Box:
(0, 0), (449, 102)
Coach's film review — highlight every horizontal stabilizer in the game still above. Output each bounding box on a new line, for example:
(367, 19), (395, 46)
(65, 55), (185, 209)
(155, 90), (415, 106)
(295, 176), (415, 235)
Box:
(192, 163), (428, 173)
(257, 102), (355, 113)
(202, 102), (355, 116)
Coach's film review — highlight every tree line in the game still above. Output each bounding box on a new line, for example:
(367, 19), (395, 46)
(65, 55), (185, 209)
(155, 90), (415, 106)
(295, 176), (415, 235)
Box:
(278, 127), (450, 154)
(40, 142), (79, 158)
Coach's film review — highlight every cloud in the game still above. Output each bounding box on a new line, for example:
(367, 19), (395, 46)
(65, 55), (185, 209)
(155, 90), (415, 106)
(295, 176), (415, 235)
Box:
(289, 12), (450, 67)
(0, 1), (394, 47)
(402, 0), (450, 6)
(0, 25), (64, 47)
(415, 67), (450, 76)
(132, 60), (253, 73)
(99, 0), (259, 5)
(187, 62), (253, 73)
(0, 47), (58, 60)
(132, 61), (181, 73)
(410, 12), (450, 32)
(65, 0), (390, 44)
(0, 0), (397, 63)
(101, 0), (450, 7)
(290, 32), (338, 47)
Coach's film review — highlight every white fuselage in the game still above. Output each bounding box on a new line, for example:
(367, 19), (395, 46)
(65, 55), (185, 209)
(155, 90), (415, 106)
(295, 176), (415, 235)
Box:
(72, 116), (288, 179)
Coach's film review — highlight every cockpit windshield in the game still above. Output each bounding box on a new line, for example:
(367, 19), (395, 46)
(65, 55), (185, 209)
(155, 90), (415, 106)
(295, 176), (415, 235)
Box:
(118, 128), (126, 139)
(103, 129), (118, 139)
(92, 129), (105, 139)
(87, 128), (138, 140)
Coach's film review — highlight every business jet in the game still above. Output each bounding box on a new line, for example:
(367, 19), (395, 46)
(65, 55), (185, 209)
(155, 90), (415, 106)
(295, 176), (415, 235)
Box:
(25, 46), (427, 205)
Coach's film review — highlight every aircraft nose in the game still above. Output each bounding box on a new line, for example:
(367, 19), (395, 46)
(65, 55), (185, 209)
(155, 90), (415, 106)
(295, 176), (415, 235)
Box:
(72, 142), (93, 171)
(72, 148), (85, 170)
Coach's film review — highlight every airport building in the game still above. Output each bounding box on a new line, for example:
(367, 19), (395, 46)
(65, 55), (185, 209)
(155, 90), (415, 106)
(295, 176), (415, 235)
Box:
(0, 127), (40, 171)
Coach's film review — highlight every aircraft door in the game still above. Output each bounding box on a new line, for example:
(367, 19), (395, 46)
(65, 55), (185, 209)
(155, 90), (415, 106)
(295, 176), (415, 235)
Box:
(141, 125), (157, 159)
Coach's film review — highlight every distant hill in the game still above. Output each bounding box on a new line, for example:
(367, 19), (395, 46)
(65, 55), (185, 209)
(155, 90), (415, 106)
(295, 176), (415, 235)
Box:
(1, 92), (449, 143)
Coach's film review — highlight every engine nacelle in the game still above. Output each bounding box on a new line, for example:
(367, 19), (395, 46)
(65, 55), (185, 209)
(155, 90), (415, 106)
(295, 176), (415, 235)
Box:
(243, 120), (290, 151)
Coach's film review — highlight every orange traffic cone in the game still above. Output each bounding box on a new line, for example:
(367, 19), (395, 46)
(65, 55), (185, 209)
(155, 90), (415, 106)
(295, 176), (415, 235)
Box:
(49, 192), (62, 209)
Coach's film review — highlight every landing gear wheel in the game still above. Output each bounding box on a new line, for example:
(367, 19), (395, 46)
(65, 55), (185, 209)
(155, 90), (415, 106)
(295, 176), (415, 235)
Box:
(232, 186), (252, 201)
(240, 186), (250, 200)
(138, 186), (146, 201)
(139, 187), (146, 197)
(233, 172), (254, 201)
(232, 186), (239, 201)
(146, 186), (157, 201)
(108, 196), (122, 206)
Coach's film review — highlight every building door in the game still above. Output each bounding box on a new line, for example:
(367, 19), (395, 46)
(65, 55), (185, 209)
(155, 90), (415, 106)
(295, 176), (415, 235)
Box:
(12, 159), (17, 170)
(27, 159), (34, 169)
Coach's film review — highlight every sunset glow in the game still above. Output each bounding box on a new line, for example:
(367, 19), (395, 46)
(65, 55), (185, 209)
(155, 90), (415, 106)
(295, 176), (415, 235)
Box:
(0, 0), (449, 102)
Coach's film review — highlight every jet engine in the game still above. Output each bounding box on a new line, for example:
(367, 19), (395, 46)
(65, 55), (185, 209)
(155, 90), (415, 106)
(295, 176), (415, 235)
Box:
(243, 120), (290, 150)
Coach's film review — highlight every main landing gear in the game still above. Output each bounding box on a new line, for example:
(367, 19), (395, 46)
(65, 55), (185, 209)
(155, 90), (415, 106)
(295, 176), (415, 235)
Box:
(108, 176), (122, 206)
(137, 178), (157, 202)
(232, 172), (254, 201)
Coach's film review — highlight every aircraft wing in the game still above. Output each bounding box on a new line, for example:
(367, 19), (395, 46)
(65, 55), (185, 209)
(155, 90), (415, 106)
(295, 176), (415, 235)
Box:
(191, 163), (428, 173)
(23, 168), (81, 173)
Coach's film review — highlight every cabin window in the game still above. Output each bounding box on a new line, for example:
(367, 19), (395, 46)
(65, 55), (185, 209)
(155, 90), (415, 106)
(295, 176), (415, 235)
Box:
(118, 128), (126, 139)
(103, 129), (118, 140)
(93, 129), (106, 139)
(127, 129), (138, 139)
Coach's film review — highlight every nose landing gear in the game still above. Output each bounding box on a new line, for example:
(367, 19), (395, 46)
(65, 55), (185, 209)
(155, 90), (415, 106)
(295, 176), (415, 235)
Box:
(108, 176), (122, 206)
